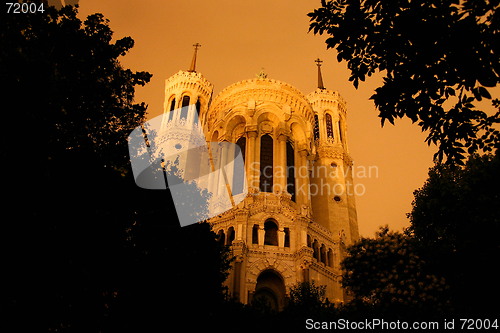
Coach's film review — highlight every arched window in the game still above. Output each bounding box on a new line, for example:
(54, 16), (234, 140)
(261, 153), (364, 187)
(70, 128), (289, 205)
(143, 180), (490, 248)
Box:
(338, 120), (343, 143)
(325, 113), (334, 139)
(216, 230), (225, 246)
(264, 219), (278, 246)
(259, 134), (273, 193)
(227, 227), (235, 246)
(313, 240), (319, 260)
(180, 95), (190, 120)
(286, 141), (296, 202)
(252, 224), (259, 244)
(320, 244), (327, 265)
(327, 248), (334, 267)
(236, 136), (246, 162)
(307, 235), (312, 248)
(284, 227), (290, 248)
(195, 99), (201, 118)
(313, 115), (320, 140)
(233, 136), (246, 195)
(168, 97), (176, 121)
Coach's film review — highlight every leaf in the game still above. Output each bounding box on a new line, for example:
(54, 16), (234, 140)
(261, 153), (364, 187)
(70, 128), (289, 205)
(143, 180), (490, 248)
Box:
(478, 86), (491, 99)
(446, 87), (455, 97)
(308, 0), (499, 167)
(472, 87), (483, 101)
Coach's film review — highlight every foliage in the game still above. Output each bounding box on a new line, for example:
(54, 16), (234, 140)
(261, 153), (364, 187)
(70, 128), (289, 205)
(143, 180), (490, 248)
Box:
(341, 227), (449, 317)
(0, 4), (232, 332)
(286, 281), (329, 311)
(0, 3), (152, 168)
(407, 152), (500, 315)
(308, 0), (500, 164)
(340, 152), (500, 318)
(164, 157), (212, 223)
(118, 220), (233, 331)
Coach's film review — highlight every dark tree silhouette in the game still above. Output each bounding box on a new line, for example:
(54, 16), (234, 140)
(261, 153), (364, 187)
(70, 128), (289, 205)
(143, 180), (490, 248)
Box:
(339, 152), (499, 319)
(1, 4), (150, 331)
(1, 5), (231, 332)
(408, 152), (500, 316)
(341, 227), (449, 319)
(308, 0), (500, 164)
(284, 281), (333, 321)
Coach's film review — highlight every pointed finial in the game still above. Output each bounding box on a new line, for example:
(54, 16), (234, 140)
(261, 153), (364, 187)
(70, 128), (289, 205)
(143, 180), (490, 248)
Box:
(188, 43), (202, 72)
(257, 68), (268, 79)
(315, 58), (325, 90)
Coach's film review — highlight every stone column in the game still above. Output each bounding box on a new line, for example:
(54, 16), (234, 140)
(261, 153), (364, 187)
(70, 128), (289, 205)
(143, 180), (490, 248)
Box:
(301, 229), (308, 247)
(318, 113), (326, 142)
(212, 143), (221, 196)
(297, 148), (310, 208)
(278, 227), (285, 248)
(258, 225), (265, 246)
(277, 134), (287, 194)
(235, 210), (247, 241)
(301, 262), (311, 283)
(246, 130), (258, 192)
(186, 103), (195, 124)
(233, 260), (242, 301)
(336, 120), (342, 145)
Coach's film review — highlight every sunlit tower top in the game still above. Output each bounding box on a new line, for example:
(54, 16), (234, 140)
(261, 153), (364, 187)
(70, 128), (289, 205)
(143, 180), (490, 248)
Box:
(162, 43), (213, 126)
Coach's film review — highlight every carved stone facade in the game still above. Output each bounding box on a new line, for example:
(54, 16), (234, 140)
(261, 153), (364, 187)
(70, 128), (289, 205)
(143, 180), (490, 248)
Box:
(162, 67), (359, 310)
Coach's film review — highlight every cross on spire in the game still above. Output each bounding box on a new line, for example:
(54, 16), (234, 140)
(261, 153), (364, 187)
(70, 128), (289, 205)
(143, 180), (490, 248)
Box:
(188, 43), (202, 72)
(315, 58), (325, 90)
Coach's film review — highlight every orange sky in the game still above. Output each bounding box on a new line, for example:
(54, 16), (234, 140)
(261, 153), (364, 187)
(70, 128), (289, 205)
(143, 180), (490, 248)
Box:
(78, 0), (437, 237)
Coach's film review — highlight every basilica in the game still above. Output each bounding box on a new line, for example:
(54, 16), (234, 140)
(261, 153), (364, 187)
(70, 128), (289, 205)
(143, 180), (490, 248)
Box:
(161, 45), (360, 310)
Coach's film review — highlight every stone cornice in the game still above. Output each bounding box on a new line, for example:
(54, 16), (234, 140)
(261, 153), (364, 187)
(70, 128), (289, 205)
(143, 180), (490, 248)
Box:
(164, 70), (214, 100)
(308, 221), (335, 244)
(307, 88), (347, 115)
(310, 261), (339, 280)
(208, 78), (315, 127)
(316, 145), (353, 165)
(247, 192), (298, 222)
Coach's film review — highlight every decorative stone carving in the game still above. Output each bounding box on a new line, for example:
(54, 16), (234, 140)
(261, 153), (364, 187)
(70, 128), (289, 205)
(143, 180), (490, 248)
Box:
(260, 122), (273, 134)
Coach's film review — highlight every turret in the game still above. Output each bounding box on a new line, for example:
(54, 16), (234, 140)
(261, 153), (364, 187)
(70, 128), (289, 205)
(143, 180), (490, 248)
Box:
(160, 44), (214, 184)
(307, 59), (359, 244)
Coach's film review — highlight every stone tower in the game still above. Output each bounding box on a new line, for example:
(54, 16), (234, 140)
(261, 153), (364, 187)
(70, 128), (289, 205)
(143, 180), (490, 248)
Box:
(161, 49), (359, 310)
(160, 44), (214, 185)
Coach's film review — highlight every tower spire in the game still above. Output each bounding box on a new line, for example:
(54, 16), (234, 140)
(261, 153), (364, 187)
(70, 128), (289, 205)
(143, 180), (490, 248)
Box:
(315, 58), (325, 90)
(188, 43), (202, 72)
